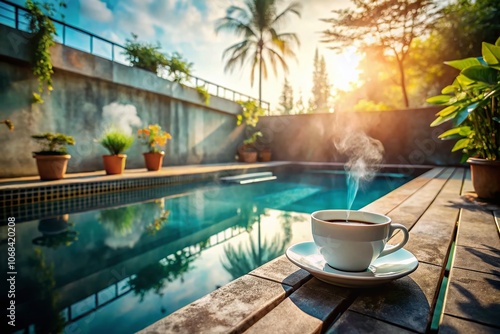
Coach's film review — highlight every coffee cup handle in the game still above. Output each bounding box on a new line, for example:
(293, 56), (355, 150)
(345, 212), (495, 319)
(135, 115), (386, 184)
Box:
(379, 223), (409, 257)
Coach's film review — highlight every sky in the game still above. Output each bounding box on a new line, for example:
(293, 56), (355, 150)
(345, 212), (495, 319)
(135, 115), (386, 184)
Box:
(9, 0), (360, 110)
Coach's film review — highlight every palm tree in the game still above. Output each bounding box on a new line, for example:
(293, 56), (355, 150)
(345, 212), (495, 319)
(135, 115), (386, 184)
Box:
(215, 0), (301, 107)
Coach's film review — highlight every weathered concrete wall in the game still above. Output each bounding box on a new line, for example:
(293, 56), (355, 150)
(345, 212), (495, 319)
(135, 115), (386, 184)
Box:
(0, 25), (244, 177)
(258, 108), (462, 167)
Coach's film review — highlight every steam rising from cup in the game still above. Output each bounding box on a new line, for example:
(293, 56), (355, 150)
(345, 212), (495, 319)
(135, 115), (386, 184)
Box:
(335, 132), (384, 216)
(102, 102), (142, 135)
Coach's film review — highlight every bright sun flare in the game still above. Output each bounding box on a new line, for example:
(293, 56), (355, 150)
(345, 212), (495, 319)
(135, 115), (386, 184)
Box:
(329, 48), (362, 92)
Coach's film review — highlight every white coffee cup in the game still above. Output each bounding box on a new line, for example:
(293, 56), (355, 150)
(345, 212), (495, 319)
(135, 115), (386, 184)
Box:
(311, 210), (409, 272)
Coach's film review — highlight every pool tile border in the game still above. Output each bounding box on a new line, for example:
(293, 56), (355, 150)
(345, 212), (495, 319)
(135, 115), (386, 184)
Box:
(0, 166), (276, 222)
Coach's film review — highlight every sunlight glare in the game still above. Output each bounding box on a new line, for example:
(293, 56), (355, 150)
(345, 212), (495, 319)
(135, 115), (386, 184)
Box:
(329, 47), (362, 91)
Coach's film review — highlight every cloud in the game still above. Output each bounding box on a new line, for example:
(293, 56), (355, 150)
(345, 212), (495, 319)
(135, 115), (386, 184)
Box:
(80, 0), (113, 22)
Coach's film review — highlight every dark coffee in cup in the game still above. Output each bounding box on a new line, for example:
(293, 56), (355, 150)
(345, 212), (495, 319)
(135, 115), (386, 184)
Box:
(324, 219), (374, 225)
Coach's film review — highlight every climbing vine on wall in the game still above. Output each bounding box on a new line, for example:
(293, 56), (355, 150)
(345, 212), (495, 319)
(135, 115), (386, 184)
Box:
(25, 0), (66, 104)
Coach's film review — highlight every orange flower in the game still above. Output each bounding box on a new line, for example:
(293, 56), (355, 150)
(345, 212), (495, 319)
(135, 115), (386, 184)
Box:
(154, 135), (167, 147)
(137, 124), (172, 153)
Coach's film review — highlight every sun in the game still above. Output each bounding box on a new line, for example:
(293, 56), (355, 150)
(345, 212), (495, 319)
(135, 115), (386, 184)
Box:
(328, 47), (362, 92)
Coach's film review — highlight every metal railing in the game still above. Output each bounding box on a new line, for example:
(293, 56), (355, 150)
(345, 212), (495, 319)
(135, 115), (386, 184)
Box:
(0, 0), (270, 112)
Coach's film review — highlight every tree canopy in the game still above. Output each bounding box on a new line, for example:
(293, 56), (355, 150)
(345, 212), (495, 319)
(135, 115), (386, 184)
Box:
(321, 0), (439, 108)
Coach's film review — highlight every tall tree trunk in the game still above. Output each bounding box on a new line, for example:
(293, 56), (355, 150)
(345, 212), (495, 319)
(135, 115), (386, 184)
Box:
(397, 58), (409, 108)
(258, 37), (263, 109)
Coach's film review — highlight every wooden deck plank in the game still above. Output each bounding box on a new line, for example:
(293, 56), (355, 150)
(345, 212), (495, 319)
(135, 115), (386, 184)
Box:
(243, 298), (323, 334)
(443, 268), (500, 328)
(243, 279), (349, 334)
(440, 314), (500, 334)
(249, 255), (311, 290)
(361, 167), (445, 215)
(325, 311), (416, 334)
(346, 262), (442, 333)
(381, 168), (454, 231)
(456, 209), (500, 250)
(390, 168), (464, 267)
(139, 275), (292, 334)
(453, 245), (500, 275)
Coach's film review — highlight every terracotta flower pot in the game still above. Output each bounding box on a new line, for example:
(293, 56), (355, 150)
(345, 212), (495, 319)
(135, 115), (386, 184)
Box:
(33, 154), (71, 180)
(241, 151), (258, 163)
(143, 152), (165, 171)
(259, 150), (272, 162)
(102, 154), (127, 175)
(467, 158), (500, 202)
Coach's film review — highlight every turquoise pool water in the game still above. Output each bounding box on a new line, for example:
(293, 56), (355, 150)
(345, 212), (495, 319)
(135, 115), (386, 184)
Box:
(4, 169), (414, 333)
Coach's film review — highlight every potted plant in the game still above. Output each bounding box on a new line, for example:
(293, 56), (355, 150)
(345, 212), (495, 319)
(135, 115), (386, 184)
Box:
(239, 132), (262, 163)
(137, 124), (172, 171)
(259, 147), (272, 162)
(99, 129), (134, 175)
(255, 130), (273, 162)
(32, 132), (75, 180)
(236, 100), (265, 163)
(428, 37), (500, 201)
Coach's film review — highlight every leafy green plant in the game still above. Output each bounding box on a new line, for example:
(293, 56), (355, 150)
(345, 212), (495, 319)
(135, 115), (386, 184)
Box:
(32, 132), (75, 155)
(237, 100), (265, 127)
(25, 0), (66, 104)
(237, 100), (265, 151)
(167, 52), (193, 83)
(428, 37), (500, 162)
(99, 129), (134, 155)
(123, 34), (193, 83)
(123, 33), (169, 74)
(195, 85), (210, 105)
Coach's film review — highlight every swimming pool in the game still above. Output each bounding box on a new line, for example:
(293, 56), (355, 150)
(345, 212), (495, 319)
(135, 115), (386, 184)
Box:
(3, 168), (415, 333)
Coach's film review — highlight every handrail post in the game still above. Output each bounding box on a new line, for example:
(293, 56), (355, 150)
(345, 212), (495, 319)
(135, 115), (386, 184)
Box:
(14, 6), (18, 29)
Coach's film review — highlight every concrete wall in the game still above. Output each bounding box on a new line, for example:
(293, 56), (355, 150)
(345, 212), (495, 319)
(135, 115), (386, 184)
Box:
(0, 25), (244, 177)
(257, 108), (462, 167)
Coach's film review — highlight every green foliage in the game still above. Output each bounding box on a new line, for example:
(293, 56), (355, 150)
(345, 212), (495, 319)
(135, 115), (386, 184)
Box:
(25, 0), (66, 104)
(195, 85), (210, 105)
(353, 99), (391, 112)
(32, 132), (75, 155)
(237, 100), (265, 151)
(428, 38), (500, 161)
(309, 48), (332, 113)
(123, 33), (168, 73)
(167, 52), (193, 83)
(237, 100), (265, 127)
(243, 131), (263, 146)
(99, 129), (134, 155)
(278, 78), (294, 114)
(215, 0), (302, 104)
(98, 206), (135, 235)
(123, 34), (192, 83)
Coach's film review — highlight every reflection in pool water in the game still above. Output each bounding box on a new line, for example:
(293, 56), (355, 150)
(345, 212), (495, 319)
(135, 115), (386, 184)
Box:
(3, 170), (413, 333)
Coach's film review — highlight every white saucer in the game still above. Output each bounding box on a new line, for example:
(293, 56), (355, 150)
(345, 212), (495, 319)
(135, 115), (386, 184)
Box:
(286, 242), (418, 288)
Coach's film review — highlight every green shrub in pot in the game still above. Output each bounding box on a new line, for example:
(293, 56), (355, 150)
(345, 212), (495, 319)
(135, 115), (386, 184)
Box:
(428, 37), (500, 201)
